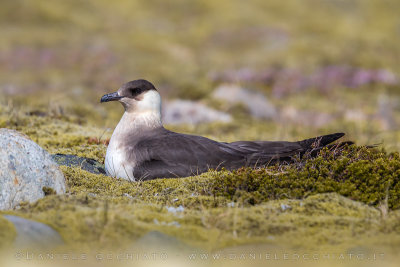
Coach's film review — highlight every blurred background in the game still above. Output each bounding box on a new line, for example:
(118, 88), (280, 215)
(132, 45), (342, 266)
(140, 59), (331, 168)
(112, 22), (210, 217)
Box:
(1, 0), (400, 149)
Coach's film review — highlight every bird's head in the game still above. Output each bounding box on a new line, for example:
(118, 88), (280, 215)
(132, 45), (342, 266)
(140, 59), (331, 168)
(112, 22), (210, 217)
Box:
(101, 79), (161, 114)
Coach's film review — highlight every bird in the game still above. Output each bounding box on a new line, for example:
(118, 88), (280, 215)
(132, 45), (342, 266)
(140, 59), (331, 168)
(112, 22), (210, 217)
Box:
(100, 79), (346, 181)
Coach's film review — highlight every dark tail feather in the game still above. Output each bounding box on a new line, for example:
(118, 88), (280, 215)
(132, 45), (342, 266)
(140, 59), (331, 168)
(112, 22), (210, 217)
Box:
(298, 132), (346, 151)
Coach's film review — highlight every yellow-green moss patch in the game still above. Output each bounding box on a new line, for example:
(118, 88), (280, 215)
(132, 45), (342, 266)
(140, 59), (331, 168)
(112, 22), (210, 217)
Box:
(209, 146), (400, 209)
(6, 145), (400, 252)
(0, 215), (16, 248)
(7, 192), (400, 253)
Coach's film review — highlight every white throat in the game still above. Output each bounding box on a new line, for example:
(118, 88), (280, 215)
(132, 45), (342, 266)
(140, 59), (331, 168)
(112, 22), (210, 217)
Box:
(135, 90), (162, 115)
(118, 89), (163, 133)
(105, 90), (162, 180)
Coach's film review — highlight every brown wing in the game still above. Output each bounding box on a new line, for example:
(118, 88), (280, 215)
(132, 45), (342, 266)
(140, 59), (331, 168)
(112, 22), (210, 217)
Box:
(133, 129), (345, 180)
(133, 128), (248, 179)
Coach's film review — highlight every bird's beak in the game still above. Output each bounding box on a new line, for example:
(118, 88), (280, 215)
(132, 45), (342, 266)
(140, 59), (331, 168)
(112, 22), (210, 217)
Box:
(100, 92), (122, 103)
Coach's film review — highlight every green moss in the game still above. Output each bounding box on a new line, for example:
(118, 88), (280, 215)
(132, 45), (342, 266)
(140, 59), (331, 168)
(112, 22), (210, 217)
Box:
(62, 166), (219, 208)
(2, 106), (400, 252)
(1, 146), (397, 252)
(0, 106), (109, 162)
(9, 191), (400, 252)
(0, 215), (16, 248)
(42, 186), (56, 196)
(209, 146), (400, 209)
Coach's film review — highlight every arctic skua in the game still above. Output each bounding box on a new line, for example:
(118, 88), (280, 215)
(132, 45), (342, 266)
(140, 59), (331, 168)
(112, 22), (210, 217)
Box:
(101, 79), (346, 181)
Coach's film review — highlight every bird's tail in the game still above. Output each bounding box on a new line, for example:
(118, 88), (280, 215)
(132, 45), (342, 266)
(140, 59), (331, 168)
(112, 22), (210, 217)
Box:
(298, 132), (350, 152)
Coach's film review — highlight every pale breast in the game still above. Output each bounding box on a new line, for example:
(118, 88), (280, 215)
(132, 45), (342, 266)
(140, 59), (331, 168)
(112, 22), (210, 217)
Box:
(104, 107), (162, 181)
(104, 139), (136, 181)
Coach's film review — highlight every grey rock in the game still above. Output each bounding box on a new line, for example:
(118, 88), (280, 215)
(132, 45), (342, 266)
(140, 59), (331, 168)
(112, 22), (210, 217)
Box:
(163, 99), (232, 125)
(0, 128), (66, 210)
(3, 215), (63, 248)
(213, 84), (277, 119)
(166, 205), (185, 215)
(52, 154), (106, 175)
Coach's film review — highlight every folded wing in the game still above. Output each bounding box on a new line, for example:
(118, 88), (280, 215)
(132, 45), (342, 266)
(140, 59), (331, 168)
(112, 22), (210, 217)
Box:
(133, 129), (345, 180)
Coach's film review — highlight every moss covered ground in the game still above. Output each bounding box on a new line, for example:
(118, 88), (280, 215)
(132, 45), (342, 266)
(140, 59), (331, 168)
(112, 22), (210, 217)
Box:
(0, 215), (16, 248)
(1, 0), (400, 265)
(0, 109), (400, 255)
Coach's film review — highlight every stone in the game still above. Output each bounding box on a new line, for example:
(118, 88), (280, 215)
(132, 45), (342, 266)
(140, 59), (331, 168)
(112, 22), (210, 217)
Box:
(0, 128), (66, 210)
(3, 215), (63, 248)
(52, 154), (106, 175)
(212, 84), (277, 119)
(162, 99), (232, 125)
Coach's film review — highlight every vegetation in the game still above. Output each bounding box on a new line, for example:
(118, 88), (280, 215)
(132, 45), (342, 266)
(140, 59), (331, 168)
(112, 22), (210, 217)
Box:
(0, 216), (16, 248)
(1, 0), (400, 262)
(1, 109), (400, 252)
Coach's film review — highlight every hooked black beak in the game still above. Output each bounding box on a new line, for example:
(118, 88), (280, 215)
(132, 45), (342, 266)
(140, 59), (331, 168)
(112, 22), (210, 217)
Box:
(100, 92), (123, 103)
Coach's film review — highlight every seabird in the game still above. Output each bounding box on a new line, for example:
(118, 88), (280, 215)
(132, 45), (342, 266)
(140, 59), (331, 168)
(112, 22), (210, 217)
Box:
(101, 79), (346, 181)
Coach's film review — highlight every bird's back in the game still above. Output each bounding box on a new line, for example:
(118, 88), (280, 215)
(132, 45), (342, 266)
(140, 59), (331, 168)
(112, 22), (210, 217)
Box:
(131, 128), (345, 180)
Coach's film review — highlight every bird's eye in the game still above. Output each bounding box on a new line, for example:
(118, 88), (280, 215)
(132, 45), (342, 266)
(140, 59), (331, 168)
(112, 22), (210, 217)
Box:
(130, 88), (141, 96)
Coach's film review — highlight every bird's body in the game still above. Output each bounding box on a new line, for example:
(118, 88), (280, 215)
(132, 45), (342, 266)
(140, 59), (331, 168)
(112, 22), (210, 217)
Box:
(101, 79), (346, 181)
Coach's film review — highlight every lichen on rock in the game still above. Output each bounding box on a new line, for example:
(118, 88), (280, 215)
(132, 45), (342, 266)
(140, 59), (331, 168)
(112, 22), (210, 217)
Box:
(0, 128), (66, 210)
